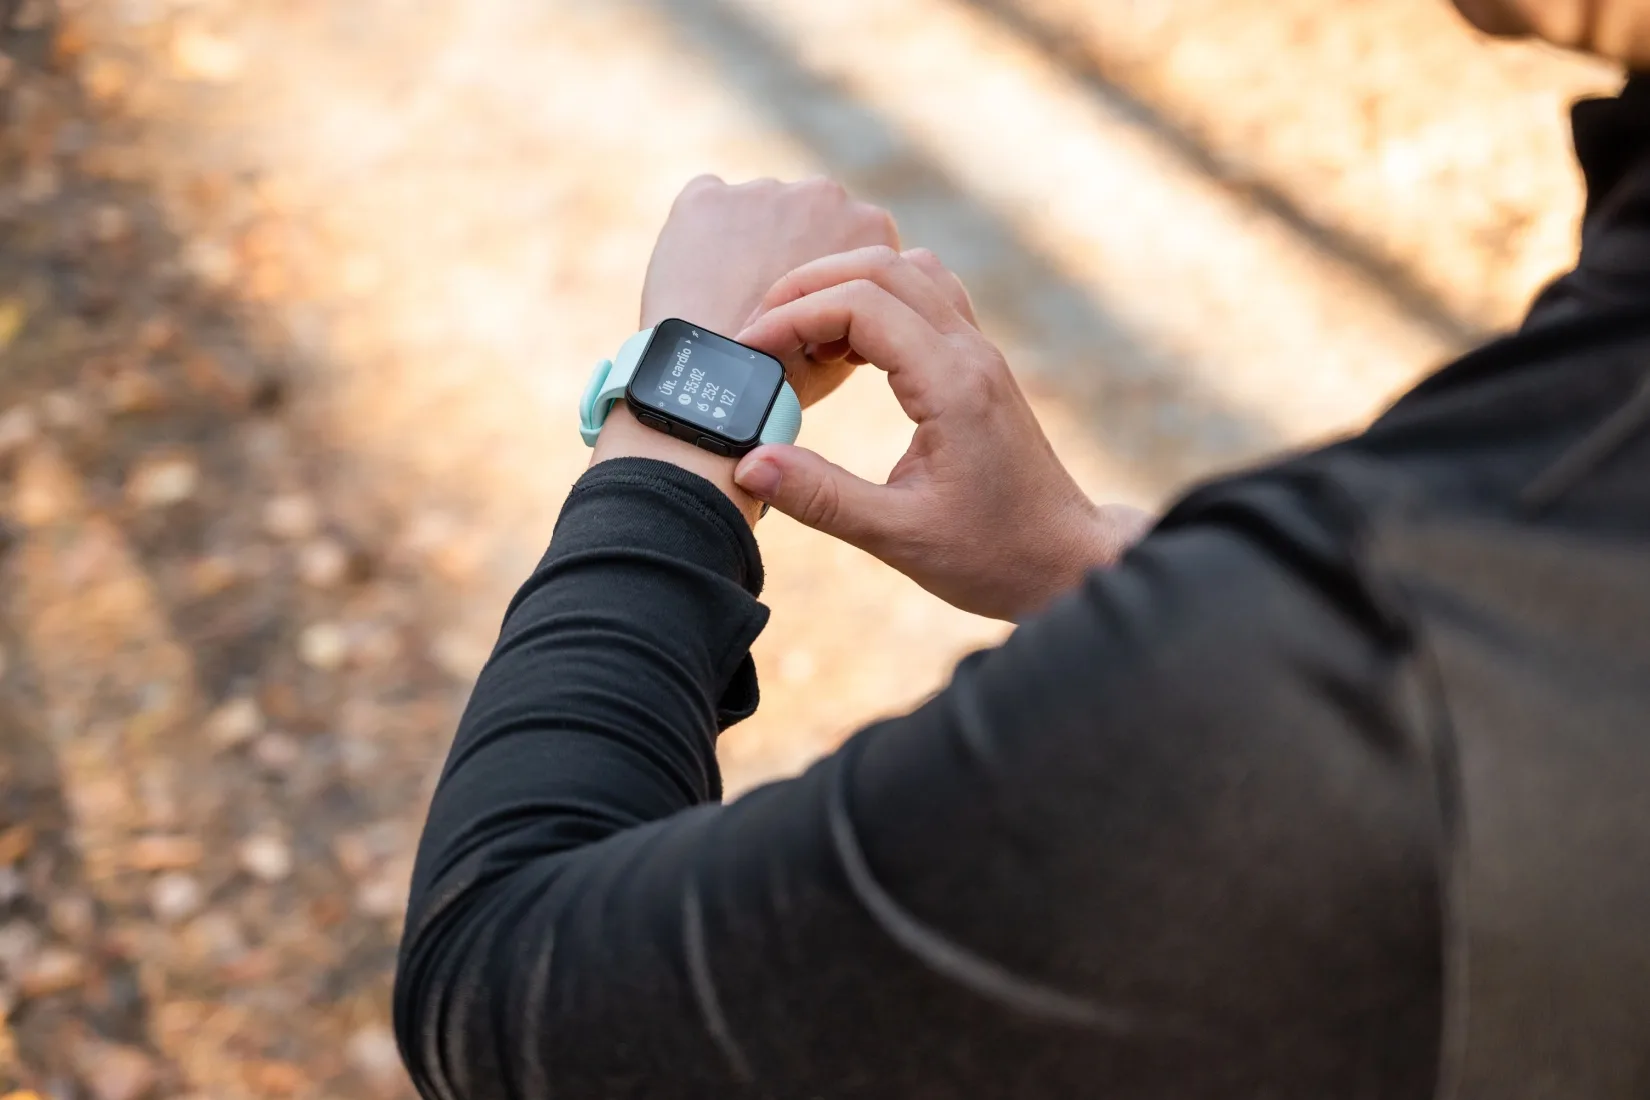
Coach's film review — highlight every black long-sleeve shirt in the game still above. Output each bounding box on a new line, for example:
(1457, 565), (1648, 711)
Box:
(395, 77), (1650, 1099)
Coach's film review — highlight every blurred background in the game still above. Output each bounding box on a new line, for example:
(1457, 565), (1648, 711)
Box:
(0, 0), (1620, 1096)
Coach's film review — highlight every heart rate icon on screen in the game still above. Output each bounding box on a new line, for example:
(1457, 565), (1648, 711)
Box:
(712, 407), (727, 419)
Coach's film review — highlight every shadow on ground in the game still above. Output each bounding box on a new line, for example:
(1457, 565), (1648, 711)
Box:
(955, 0), (1487, 346)
(1, 7), (447, 1095)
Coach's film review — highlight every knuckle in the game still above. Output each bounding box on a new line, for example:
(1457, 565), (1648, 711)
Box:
(797, 475), (843, 531)
(841, 278), (885, 305)
(862, 205), (899, 243)
(863, 245), (902, 273)
(803, 175), (848, 199)
(681, 173), (723, 198)
(958, 352), (1009, 406)
(903, 247), (939, 270)
(958, 369), (993, 408)
(770, 268), (802, 300)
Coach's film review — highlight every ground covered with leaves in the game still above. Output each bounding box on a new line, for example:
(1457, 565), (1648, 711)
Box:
(0, 3), (461, 1096)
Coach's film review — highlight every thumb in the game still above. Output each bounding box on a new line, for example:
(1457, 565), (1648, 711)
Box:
(735, 444), (893, 546)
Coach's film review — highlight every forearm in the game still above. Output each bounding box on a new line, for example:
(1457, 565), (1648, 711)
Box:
(392, 502), (1440, 1100)
(394, 459), (768, 1098)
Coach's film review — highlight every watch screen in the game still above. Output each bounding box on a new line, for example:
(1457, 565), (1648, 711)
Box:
(628, 319), (785, 444)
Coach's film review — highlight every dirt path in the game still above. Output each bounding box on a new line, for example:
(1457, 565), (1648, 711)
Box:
(0, 0), (1615, 1094)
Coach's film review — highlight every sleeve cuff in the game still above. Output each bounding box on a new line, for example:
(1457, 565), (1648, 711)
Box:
(551, 457), (767, 727)
(561, 457), (765, 598)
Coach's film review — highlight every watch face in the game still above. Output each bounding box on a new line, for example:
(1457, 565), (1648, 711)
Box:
(627, 319), (785, 446)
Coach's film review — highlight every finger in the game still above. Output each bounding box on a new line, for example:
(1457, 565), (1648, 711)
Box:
(677, 173), (726, 198)
(857, 201), (902, 251)
(754, 246), (971, 335)
(737, 280), (951, 421)
(735, 444), (904, 549)
(788, 357), (856, 408)
(805, 338), (868, 367)
(901, 248), (978, 329)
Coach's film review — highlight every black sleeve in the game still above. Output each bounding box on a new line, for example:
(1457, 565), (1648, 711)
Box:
(1523, 74), (1650, 329)
(393, 458), (1445, 1100)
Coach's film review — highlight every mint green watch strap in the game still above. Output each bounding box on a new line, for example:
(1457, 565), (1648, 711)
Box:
(580, 328), (656, 447)
(759, 383), (803, 447)
(580, 328), (803, 448)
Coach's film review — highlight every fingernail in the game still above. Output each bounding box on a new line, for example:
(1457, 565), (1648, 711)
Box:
(735, 458), (782, 501)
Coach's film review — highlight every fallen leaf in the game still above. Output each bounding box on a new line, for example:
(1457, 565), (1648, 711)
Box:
(182, 238), (236, 286)
(189, 554), (239, 596)
(355, 872), (405, 919)
(251, 731), (302, 774)
(126, 453), (200, 509)
(298, 622), (348, 671)
(19, 164), (58, 204)
(263, 493), (319, 540)
(346, 1025), (404, 1090)
(19, 946), (86, 997)
(238, 834), (293, 883)
(74, 1039), (161, 1100)
(83, 57), (129, 104)
(206, 697), (263, 749)
(90, 204), (131, 244)
(242, 1061), (307, 1098)
(47, 895), (96, 942)
(0, 921), (42, 972)
(105, 367), (167, 414)
(0, 299), (26, 352)
(138, 316), (177, 351)
(297, 538), (349, 588)
(309, 894), (347, 929)
(0, 405), (36, 456)
(129, 835), (204, 872)
(219, 947), (277, 985)
(52, 17), (89, 64)
(40, 390), (87, 428)
(0, 824), (33, 866)
(149, 873), (203, 923)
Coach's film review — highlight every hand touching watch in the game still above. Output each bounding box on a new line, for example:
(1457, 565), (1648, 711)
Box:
(733, 247), (1153, 622)
(591, 175), (900, 524)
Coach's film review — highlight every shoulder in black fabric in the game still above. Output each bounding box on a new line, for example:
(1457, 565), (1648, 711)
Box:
(1345, 347), (1650, 1099)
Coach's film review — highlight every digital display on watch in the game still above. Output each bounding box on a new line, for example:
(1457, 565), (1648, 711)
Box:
(654, 335), (753, 420)
(626, 319), (785, 447)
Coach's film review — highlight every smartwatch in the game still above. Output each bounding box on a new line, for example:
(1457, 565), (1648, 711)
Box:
(580, 318), (802, 457)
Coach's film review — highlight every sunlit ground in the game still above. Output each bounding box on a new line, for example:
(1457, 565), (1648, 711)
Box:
(0, 0), (1617, 1093)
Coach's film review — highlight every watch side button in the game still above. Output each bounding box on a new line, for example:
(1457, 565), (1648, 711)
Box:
(694, 436), (731, 457)
(636, 412), (670, 432)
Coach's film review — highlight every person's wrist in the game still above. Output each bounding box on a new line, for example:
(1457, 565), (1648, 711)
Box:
(1060, 502), (1152, 577)
(639, 298), (749, 337)
(591, 404), (764, 527)
(1005, 500), (1152, 620)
